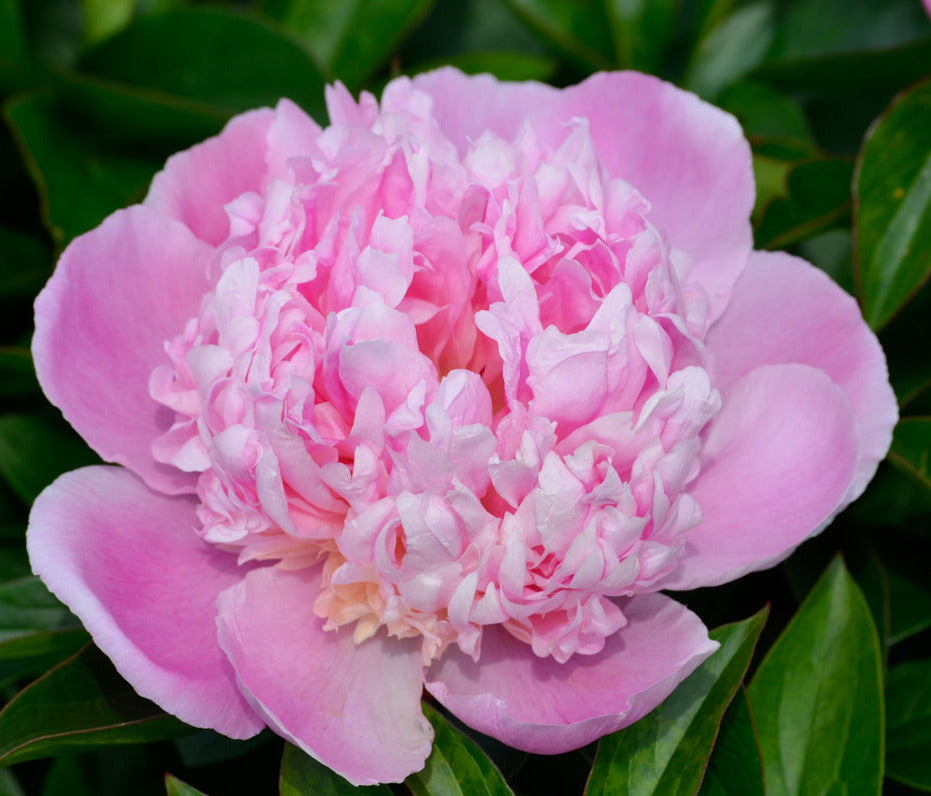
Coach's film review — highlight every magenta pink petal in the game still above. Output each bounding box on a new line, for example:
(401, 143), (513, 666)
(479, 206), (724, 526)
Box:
(33, 206), (214, 495)
(145, 108), (274, 245)
(216, 566), (432, 786)
(662, 364), (859, 591)
(27, 466), (262, 738)
(706, 251), (898, 502)
(424, 593), (716, 754)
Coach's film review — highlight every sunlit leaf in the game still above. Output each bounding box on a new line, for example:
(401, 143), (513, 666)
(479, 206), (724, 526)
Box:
(748, 558), (884, 796)
(585, 608), (768, 796)
(855, 79), (931, 329)
(407, 703), (513, 796)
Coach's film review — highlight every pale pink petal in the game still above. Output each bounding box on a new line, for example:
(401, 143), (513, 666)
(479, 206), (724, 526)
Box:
(216, 566), (432, 786)
(425, 593), (716, 753)
(145, 108), (274, 245)
(33, 206), (213, 494)
(412, 68), (754, 319)
(662, 364), (859, 591)
(27, 466), (262, 738)
(707, 251), (897, 501)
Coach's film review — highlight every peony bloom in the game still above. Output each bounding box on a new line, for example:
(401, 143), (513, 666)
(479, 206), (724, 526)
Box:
(28, 68), (896, 784)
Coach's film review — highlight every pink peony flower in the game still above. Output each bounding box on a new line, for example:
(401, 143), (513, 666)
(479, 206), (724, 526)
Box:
(28, 68), (896, 784)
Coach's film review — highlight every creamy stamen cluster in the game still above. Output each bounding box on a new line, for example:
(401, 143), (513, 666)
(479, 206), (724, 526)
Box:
(149, 81), (722, 666)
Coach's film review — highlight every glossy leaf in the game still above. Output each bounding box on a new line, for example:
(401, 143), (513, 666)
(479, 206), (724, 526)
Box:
(279, 743), (392, 796)
(748, 558), (884, 796)
(585, 607), (768, 796)
(0, 413), (99, 504)
(407, 703), (513, 796)
(281, 0), (434, 88)
(604, 0), (675, 73)
(77, 7), (327, 123)
(886, 659), (931, 790)
(698, 689), (764, 796)
(501, 0), (614, 70)
(164, 774), (209, 796)
(855, 79), (931, 329)
(0, 644), (190, 766)
(4, 91), (159, 244)
(682, 3), (775, 101)
(755, 158), (853, 250)
(0, 576), (85, 662)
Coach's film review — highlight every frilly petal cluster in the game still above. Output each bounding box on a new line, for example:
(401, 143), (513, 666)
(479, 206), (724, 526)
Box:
(28, 68), (897, 785)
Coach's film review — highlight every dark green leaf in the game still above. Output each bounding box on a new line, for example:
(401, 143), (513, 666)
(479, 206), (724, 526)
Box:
(0, 644), (190, 766)
(796, 229), (856, 296)
(78, 7), (327, 123)
(855, 79), (931, 330)
(409, 51), (557, 83)
(604, 0), (675, 73)
(0, 0), (31, 94)
(0, 768), (23, 796)
(81, 0), (135, 44)
(682, 3), (775, 101)
(501, 0), (614, 70)
(762, 0), (931, 92)
(886, 659), (931, 790)
(0, 576), (85, 661)
(164, 774), (208, 796)
(0, 349), (39, 398)
(719, 81), (812, 144)
(281, 0), (434, 88)
(881, 532), (931, 644)
(0, 226), (50, 300)
(585, 607), (768, 796)
(888, 418), (931, 497)
(698, 689), (764, 796)
(755, 157), (853, 250)
(748, 558), (884, 796)
(406, 703), (513, 796)
(4, 91), (159, 244)
(279, 743), (391, 796)
(0, 413), (99, 504)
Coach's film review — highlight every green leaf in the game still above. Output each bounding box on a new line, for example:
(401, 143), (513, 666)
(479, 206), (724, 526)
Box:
(698, 689), (764, 796)
(406, 703), (513, 796)
(279, 743), (391, 796)
(410, 51), (557, 83)
(501, 0), (614, 70)
(81, 0), (135, 43)
(761, 0), (931, 92)
(0, 768), (23, 796)
(281, 0), (434, 88)
(888, 417), (931, 497)
(0, 644), (191, 766)
(164, 774), (209, 796)
(886, 659), (931, 790)
(0, 413), (99, 504)
(0, 576), (85, 662)
(604, 0), (675, 73)
(3, 91), (159, 245)
(755, 157), (853, 250)
(0, 349), (39, 398)
(719, 81), (813, 144)
(748, 558), (884, 796)
(77, 7), (327, 123)
(682, 3), (776, 102)
(855, 79), (931, 330)
(0, 0), (31, 94)
(585, 607), (768, 796)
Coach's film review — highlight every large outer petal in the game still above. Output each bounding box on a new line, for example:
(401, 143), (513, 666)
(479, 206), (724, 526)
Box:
(145, 108), (275, 245)
(216, 566), (433, 786)
(424, 593), (716, 753)
(706, 251), (897, 502)
(410, 68), (754, 319)
(662, 364), (860, 591)
(33, 206), (213, 495)
(27, 466), (262, 738)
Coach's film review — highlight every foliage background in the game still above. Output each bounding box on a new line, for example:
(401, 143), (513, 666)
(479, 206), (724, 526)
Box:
(0, 0), (929, 793)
